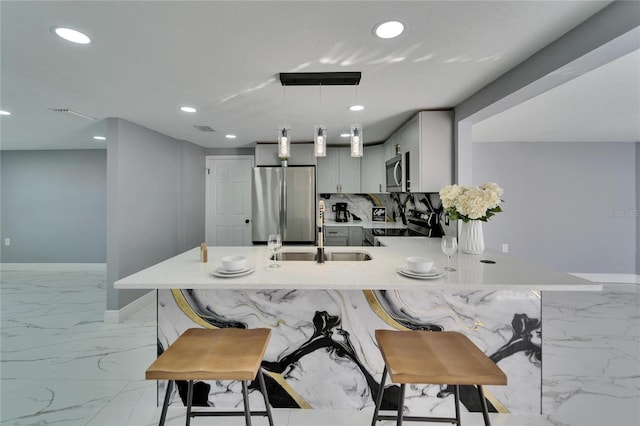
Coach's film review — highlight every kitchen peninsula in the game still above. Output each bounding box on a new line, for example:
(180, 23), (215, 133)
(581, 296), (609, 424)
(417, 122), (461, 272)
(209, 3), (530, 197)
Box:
(115, 237), (600, 418)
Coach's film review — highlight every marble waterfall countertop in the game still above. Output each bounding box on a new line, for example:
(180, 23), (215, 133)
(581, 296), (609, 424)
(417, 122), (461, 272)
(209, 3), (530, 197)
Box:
(114, 237), (601, 292)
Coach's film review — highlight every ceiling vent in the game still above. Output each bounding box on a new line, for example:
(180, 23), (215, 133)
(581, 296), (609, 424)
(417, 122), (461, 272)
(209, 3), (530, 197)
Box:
(49, 108), (95, 120)
(193, 125), (215, 132)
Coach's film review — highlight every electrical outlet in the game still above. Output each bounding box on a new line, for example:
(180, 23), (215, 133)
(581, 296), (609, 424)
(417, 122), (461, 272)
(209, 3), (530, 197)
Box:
(4, 238), (10, 246)
(502, 243), (509, 253)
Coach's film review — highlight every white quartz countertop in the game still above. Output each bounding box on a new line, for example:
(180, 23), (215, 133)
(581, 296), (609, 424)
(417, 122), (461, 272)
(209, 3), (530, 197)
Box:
(114, 237), (601, 291)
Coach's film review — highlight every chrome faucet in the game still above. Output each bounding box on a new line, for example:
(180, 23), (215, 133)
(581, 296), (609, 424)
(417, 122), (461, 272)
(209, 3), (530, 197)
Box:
(317, 200), (325, 263)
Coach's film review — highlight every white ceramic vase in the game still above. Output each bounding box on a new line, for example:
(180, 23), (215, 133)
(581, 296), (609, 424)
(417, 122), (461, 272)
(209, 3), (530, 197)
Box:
(460, 220), (485, 254)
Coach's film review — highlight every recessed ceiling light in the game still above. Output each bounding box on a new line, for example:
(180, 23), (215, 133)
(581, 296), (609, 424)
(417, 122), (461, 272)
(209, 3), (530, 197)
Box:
(93, 136), (106, 141)
(349, 105), (365, 111)
(225, 134), (237, 139)
(340, 133), (351, 138)
(0, 110), (11, 116)
(180, 106), (197, 113)
(52, 27), (92, 44)
(374, 21), (404, 39)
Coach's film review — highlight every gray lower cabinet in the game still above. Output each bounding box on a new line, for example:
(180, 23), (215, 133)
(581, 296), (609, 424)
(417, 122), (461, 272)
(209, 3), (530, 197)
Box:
(347, 226), (363, 246)
(324, 226), (363, 246)
(324, 227), (348, 246)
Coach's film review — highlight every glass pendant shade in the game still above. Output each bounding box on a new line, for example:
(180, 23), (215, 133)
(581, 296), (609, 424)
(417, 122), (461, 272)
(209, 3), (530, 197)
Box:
(314, 125), (327, 157)
(350, 124), (363, 157)
(278, 126), (290, 159)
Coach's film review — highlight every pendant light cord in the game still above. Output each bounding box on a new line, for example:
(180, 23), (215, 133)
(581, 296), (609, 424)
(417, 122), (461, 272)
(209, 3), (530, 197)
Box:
(319, 83), (322, 125)
(283, 84), (287, 128)
(355, 84), (359, 125)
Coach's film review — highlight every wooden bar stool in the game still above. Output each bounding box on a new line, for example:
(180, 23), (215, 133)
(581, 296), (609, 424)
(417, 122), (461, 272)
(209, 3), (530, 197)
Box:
(371, 330), (507, 426)
(146, 328), (274, 426)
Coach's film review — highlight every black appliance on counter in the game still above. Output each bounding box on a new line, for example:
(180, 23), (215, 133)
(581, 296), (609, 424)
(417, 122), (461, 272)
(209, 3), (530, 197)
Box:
(362, 209), (443, 246)
(334, 202), (349, 222)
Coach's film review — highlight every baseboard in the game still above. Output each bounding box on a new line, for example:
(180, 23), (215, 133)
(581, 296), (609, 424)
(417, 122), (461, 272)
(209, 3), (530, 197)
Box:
(1, 263), (106, 272)
(103, 290), (156, 324)
(570, 272), (640, 284)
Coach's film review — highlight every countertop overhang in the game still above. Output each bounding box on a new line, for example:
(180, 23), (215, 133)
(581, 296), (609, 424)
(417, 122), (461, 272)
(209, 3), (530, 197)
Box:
(114, 237), (602, 292)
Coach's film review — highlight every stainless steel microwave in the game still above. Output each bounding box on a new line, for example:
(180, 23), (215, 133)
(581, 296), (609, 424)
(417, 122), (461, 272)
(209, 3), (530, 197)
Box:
(385, 152), (410, 192)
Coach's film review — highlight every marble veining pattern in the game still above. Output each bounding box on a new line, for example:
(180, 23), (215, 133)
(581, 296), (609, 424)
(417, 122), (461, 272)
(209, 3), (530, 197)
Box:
(1, 270), (638, 425)
(158, 288), (541, 414)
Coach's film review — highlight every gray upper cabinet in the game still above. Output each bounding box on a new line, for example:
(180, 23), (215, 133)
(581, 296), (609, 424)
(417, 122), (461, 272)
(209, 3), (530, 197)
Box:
(383, 111), (453, 193)
(255, 143), (316, 166)
(361, 144), (385, 193)
(317, 147), (361, 193)
(415, 111), (452, 192)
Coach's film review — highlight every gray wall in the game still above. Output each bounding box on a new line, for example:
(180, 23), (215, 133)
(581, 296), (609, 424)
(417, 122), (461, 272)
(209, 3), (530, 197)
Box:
(473, 142), (637, 274)
(637, 142), (640, 274)
(107, 119), (205, 310)
(0, 150), (106, 263)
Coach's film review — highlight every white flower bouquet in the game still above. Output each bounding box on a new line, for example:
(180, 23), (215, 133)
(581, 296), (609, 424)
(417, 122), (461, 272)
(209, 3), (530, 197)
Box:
(439, 182), (504, 222)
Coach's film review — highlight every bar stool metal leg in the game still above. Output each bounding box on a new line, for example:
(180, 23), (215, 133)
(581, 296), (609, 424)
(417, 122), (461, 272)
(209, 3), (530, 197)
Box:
(454, 385), (461, 426)
(257, 369), (274, 426)
(477, 385), (491, 426)
(185, 380), (193, 426)
(397, 383), (406, 426)
(371, 365), (388, 426)
(241, 380), (252, 426)
(158, 380), (173, 426)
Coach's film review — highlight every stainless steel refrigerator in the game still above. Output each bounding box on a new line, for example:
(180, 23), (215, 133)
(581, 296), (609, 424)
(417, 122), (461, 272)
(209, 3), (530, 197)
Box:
(252, 166), (316, 244)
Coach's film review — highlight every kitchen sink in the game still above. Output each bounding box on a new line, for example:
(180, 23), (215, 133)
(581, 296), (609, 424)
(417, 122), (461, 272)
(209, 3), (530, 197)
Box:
(272, 251), (372, 261)
(273, 252), (316, 261)
(324, 252), (372, 261)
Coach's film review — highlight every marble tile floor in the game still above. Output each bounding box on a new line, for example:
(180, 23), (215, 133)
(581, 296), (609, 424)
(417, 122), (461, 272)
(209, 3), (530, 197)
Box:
(0, 270), (638, 426)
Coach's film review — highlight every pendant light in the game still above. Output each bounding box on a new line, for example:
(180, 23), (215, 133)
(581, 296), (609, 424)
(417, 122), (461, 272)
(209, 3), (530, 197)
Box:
(314, 83), (326, 157)
(350, 124), (363, 157)
(350, 85), (363, 157)
(278, 126), (290, 158)
(278, 84), (290, 159)
(314, 126), (327, 157)
(276, 72), (363, 158)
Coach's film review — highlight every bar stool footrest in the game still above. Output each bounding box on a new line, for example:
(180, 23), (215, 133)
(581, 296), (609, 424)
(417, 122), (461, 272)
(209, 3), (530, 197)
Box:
(191, 410), (270, 418)
(374, 414), (459, 424)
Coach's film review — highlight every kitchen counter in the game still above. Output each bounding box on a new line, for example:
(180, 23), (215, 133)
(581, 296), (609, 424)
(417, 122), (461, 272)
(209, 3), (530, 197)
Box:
(121, 237), (600, 416)
(115, 237), (600, 291)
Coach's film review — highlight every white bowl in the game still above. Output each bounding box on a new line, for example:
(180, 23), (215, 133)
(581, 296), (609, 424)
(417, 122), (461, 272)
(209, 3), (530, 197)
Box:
(221, 255), (247, 272)
(406, 256), (433, 274)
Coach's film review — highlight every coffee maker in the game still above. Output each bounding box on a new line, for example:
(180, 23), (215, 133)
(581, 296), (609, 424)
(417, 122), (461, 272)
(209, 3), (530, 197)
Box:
(334, 202), (349, 222)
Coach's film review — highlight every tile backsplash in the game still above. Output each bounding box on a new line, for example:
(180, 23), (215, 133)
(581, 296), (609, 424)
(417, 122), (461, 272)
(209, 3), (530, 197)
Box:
(319, 193), (453, 230)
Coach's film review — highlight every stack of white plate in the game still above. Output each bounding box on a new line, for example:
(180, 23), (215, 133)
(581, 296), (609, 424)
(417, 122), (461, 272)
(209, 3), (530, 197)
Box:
(397, 256), (444, 279)
(211, 266), (255, 278)
(396, 266), (444, 279)
(211, 255), (255, 278)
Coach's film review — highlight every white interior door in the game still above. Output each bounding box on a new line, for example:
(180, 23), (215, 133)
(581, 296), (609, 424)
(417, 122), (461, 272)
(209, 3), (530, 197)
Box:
(205, 156), (253, 246)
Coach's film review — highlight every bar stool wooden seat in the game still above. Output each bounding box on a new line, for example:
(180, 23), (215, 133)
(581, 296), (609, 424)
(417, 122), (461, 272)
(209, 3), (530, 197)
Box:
(371, 330), (507, 426)
(146, 327), (274, 426)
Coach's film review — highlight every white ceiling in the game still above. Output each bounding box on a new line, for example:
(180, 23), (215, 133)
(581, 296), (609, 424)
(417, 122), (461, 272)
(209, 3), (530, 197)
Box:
(1, 0), (635, 151)
(473, 48), (640, 143)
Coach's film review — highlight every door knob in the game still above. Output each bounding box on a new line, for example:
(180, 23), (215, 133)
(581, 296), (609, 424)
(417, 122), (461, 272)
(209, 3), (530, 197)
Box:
(245, 219), (250, 224)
